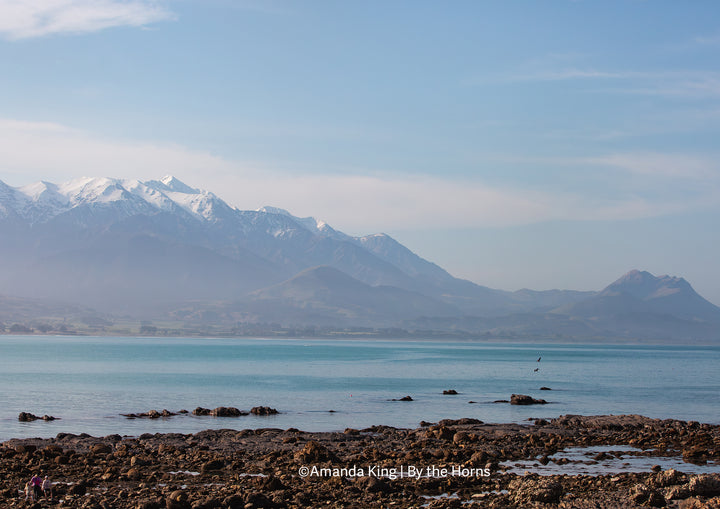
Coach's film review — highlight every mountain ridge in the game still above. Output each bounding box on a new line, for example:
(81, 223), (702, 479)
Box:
(0, 176), (718, 341)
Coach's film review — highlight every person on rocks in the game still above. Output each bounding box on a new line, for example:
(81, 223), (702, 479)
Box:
(24, 480), (34, 501)
(31, 474), (42, 500)
(42, 475), (53, 500)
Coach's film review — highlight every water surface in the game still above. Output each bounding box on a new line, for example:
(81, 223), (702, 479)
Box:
(0, 336), (718, 441)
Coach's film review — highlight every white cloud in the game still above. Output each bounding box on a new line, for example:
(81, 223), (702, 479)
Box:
(0, 118), (711, 234)
(585, 152), (720, 181)
(0, 0), (173, 40)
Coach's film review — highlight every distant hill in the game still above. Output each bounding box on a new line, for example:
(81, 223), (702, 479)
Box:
(555, 269), (720, 323)
(171, 266), (464, 328)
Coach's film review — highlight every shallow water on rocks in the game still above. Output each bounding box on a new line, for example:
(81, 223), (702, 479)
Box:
(501, 445), (720, 476)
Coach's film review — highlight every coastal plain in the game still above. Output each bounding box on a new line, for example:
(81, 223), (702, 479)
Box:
(2, 414), (719, 508)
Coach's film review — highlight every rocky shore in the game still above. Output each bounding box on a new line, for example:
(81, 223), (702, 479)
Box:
(1, 414), (719, 508)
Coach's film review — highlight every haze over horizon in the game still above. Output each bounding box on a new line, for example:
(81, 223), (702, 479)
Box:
(1, 1), (719, 304)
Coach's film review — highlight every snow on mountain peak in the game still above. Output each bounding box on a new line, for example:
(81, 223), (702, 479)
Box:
(257, 206), (292, 216)
(0, 176), (236, 224)
(155, 175), (199, 194)
(258, 206), (337, 237)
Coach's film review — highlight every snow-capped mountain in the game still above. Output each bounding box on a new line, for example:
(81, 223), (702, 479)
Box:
(2, 175), (230, 225)
(1, 176), (718, 340)
(0, 176), (511, 315)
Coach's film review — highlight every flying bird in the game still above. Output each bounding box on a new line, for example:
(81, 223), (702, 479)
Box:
(537, 356), (541, 362)
(533, 367), (539, 372)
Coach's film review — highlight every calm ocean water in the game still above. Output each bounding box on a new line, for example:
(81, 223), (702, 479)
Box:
(0, 336), (718, 442)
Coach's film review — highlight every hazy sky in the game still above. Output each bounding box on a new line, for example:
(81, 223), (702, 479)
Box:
(1, 1), (719, 304)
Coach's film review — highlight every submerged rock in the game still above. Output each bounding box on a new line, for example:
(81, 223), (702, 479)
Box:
(389, 395), (413, 401)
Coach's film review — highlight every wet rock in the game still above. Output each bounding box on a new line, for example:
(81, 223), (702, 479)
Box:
(510, 394), (548, 405)
(244, 492), (274, 508)
(540, 386), (552, 390)
(438, 418), (482, 426)
(70, 482), (88, 496)
(263, 476), (286, 491)
(91, 443), (113, 454)
(166, 489), (191, 509)
(190, 497), (222, 509)
(18, 411), (39, 421)
(14, 443), (36, 453)
(452, 431), (471, 444)
(192, 407), (211, 416)
(250, 406), (279, 416)
(221, 494), (244, 509)
(210, 407), (247, 417)
(200, 459), (225, 472)
(443, 389), (458, 395)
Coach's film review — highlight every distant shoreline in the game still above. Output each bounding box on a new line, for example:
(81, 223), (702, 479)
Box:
(1, 330), (717, 346)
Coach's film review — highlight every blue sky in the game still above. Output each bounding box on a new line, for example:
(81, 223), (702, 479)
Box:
(1, 0), (719, 303)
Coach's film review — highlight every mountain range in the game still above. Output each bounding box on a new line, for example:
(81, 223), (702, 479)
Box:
(0, 176), (718, 341)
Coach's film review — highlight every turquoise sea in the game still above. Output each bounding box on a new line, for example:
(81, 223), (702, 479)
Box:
(0, 336), (718, 442)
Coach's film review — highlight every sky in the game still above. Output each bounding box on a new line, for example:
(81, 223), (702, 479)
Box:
(0, 0), (719, 304)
